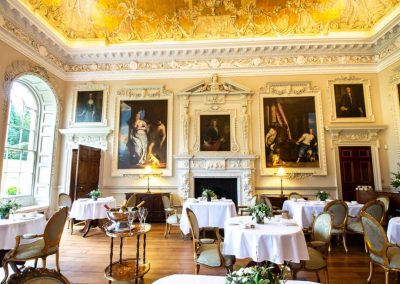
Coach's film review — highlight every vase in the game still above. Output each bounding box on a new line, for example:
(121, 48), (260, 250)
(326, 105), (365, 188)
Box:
(0, 213), (9, 220)
(92, 196), (98, 201)
(207, 196), (211, 202)
(256, 216), (264, 224)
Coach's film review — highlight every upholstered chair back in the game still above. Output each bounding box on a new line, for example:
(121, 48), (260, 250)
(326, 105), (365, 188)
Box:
(361, 211), (387, 257)
(186, 208), (200, 240)
(261, 196), (273, 211)
(58, 193), (72, 209)
(324, 200), (348, 228)
(312, 212), (333, 244)
(288, 192), (303, 200)
(44, 207), (68, 250)
(126, 194), (137, 208)
(363, 200), (385, 223)
(376, 196), (390, 213)
(162, 195), (171, 210)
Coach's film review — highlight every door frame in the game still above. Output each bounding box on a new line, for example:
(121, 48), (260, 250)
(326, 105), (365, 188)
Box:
(326, 125), (385, 199)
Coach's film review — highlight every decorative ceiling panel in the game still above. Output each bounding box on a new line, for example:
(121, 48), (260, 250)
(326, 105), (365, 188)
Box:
(19, 0), (400, 44)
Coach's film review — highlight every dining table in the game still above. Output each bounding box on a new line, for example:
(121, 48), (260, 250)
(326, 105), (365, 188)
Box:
(387, 217), (400, 245)
(0, 213), (46, 266)
(223, 216), (309, 264)
(153, 274), (319, 284)
(69, 197), (116, 237)
(179, 198), (237, 235)
(282, 199), (364, 228)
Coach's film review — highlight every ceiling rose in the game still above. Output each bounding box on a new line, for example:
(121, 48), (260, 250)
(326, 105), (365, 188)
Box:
(18, 0), (400, 45)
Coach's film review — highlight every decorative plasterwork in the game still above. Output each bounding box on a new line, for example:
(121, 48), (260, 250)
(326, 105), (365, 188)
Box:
(389, 69), (400, 159)
(1, 1), (400, 79)
(259, 81), (327, 176)
(59, 127), (113, 151)
(325, 124), (385, 194)
(15, 0), (400, 43)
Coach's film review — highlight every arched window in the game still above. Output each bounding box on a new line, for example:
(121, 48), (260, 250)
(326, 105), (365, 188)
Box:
(1, 75), (57, 203)
(2, 82), (39, 196)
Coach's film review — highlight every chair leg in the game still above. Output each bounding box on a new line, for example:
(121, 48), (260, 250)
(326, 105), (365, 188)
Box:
(34, 258), (38, 268)
(364, 242), (368, 253)
(292, 270), (298, 280)
(385, 270), (389, 284)
(328, 242), (331, 253)
(70, 218), (74, 235)
(1, 260), (9, 284)
(316, 271), (321, 283)
(164, 223), (168, 238)
(325, 268), (329, 284)
(56, 251), (61, 272)
(42, 257), (47, 268)
(367, 261), (373, 283)
(168, 224), (172, 235)
(195, 264), (200, 275)
(67, 217), (70, 229)
(343, 233), (348, 253)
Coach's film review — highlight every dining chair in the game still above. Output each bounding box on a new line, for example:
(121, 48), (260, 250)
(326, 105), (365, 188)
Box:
(376, 196), (390, 226)
(186, 208), (235, 274)
(58, 193), (74, 234)
(324, 200), (349, 253)
(126, 194), (137, 208)
(238, 195), (257, 216)
(289, 211), (333, 284)
(260, 195), (287, 216)
(360, 211), (400, 284)
(161, 195), (182, 238)
(288, 192), (304, 200)
(346, 200), (385, 252)
(6, 267), (70, 284)
(1, 207), (68, 284)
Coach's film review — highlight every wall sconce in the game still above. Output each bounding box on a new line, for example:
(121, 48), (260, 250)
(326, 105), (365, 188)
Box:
(276, 167), (286, 197)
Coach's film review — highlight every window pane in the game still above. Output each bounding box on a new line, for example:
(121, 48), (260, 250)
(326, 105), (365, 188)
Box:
(6, 126), (21, 147)
(19, 174), (33, 195)
(7, 149), (21, 162)
(21, 129), (36, 150)
(21, 151), (35, 172)
(3, 173), (20, 196)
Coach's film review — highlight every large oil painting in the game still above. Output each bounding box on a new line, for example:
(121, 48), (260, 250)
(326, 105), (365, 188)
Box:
(259, 82), (327, 176)
(112, 86), (173, 176)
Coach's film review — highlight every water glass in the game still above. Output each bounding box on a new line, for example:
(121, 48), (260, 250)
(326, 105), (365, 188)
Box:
(127, 212), (135, 235)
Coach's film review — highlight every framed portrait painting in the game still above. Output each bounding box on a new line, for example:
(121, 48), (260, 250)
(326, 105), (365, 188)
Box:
(70, 84), (108, 127)
(112, 85), (173, 176)
(259, 82), (327, 176)
(199, 114), (231, 151)
(328, 77), (374, 122)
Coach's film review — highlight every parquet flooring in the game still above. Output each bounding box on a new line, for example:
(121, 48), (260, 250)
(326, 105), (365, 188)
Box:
(1, 223), (398, 283)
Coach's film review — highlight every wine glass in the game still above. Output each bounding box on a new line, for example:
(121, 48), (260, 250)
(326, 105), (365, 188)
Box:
(139, 207), (148, 232)
(127, 211), (135, 236)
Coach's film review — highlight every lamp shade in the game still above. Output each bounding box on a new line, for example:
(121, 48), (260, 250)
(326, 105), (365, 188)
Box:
(144, 165), (152, 174)
(276, 167), (286, 177)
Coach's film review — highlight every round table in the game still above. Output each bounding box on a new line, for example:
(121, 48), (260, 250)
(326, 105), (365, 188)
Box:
(223, 216), (309, 264)
(387, 217), (400, 245)
(282, 200), (364, 228)
(70, 197), (116, 237)
(153, 274), (318, 284)
(0, 213), (46, 249)
(179, 199), (237, 235)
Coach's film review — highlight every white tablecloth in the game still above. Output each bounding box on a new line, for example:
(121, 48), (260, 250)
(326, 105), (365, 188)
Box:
(0, 213), (46, 249)
(179, 199), (237, 235)
(223, 216), (309, 264)
(153, 274), (318, 284)
(387, 217), (400, 245)
(282, 200), (363, 228)
(69, 197), (116, 221)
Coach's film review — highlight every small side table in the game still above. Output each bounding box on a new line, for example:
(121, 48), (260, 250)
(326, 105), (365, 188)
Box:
(104, 224), (151, 283)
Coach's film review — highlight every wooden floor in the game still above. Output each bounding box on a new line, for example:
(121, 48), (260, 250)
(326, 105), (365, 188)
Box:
(1, 223), (398, 284)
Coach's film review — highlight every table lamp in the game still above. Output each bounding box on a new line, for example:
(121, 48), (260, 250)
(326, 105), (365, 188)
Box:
(144, 165), (152, 193)
(276, 167), (286, 197)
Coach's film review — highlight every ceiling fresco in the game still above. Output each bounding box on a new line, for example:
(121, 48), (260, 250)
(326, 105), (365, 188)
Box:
(19, 0), (400, 44)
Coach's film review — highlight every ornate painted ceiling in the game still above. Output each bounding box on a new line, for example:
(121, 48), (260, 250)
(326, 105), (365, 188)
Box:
(19, 0), (400, 44)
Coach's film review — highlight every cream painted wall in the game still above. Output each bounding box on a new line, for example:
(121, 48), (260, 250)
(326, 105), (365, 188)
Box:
(61, 72), (389, 203)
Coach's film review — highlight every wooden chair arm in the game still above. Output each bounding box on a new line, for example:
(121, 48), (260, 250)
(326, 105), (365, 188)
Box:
(11, 234), (44, 258)
(20, 234), (44, 239)
(238, 205), (248, 209)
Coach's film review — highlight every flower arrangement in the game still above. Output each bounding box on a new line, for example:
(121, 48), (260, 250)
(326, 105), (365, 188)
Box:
(316, 191), (329, 201)
(250, 203), (271, 224)
(226, 264), (285, 284)
(202, 188), (217, 201)
(391, 163), (400, 190)
(0, 200), (21, 219)
(89, 190), (101, 201)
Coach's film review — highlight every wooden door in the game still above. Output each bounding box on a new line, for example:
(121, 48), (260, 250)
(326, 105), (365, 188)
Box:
(68, 149), (78, 200)
(73, 145), (101, 200)
(339, 146), (374, 201)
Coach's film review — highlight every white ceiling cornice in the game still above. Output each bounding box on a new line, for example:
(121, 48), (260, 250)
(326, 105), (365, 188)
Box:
(0, 0), (400, 81)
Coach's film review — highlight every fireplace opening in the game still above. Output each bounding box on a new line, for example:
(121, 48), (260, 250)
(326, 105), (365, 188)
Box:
(194, 178), (238, 206)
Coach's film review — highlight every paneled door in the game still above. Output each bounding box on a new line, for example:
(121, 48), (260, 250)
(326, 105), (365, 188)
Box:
(339, 146), (374, 201)
(70, 145), (101, 200)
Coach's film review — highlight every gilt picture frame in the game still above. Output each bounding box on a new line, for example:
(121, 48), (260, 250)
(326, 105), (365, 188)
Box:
(259, 82), (327, 176)
(328, 77), (374, 123)
(112, 85), (173, 176)
(69, 84), (108, 127)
